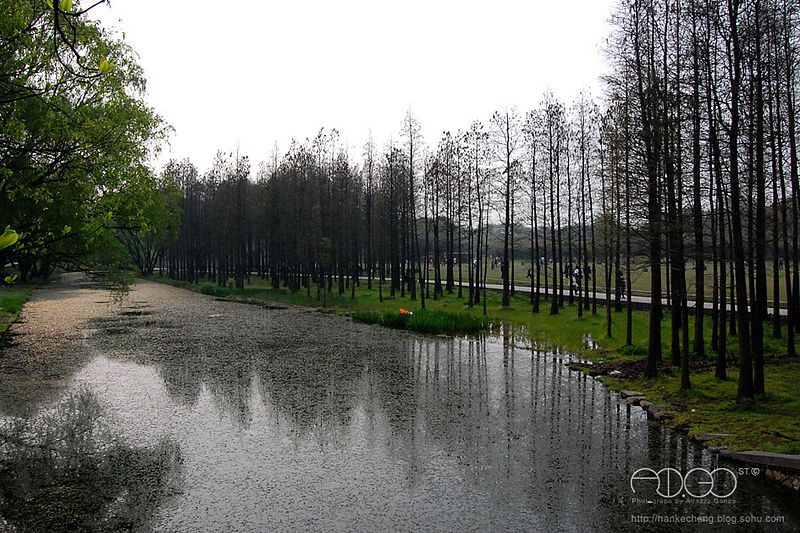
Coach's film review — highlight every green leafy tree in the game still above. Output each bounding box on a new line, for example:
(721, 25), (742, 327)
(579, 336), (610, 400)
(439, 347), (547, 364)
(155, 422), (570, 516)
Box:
(1, 0), (167, 279)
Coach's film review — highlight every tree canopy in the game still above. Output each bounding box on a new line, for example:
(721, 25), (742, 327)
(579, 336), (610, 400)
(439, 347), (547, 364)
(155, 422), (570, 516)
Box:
(1, 0), (169, 280)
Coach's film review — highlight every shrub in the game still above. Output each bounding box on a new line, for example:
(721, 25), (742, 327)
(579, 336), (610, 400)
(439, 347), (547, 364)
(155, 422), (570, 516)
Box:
(620, 343), (647, 356)
(199, 282), (232, 297)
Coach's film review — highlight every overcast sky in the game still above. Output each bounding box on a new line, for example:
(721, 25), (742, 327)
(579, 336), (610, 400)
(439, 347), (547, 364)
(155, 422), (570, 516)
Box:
(92, 0), (615, 172)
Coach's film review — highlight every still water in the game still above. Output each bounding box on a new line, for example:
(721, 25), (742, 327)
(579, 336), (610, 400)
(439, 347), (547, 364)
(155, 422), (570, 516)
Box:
(0, 278), (797, 531)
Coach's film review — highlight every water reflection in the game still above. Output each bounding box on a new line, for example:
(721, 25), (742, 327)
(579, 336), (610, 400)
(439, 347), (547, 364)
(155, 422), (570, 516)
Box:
(0, 388), (182, 532)
(83, 304), (800, 530)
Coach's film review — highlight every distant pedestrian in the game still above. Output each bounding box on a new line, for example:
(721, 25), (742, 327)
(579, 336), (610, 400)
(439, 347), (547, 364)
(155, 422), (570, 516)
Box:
(616, 270), (626, 298)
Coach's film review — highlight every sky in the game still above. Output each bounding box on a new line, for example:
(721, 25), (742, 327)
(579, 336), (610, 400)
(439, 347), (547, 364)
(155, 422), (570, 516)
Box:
(91, 0), (616, 173)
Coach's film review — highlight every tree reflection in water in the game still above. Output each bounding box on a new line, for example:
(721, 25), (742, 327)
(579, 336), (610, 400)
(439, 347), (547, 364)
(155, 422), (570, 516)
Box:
(79, 307), (799, 529)
(0, 388), (182, 532)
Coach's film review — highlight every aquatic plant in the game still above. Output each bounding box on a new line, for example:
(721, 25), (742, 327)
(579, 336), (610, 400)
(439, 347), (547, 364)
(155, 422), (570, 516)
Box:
(351, 309), (495, 335)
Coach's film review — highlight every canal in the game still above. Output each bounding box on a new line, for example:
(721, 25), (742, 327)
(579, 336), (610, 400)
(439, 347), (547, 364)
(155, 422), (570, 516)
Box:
(0, 276), (797, 531)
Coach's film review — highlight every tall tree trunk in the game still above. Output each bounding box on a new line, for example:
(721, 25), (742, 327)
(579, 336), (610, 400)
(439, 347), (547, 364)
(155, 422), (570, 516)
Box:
(692, 3), (705, 359)
(728, 0), (754, 401)
(753, 0), (766, 395)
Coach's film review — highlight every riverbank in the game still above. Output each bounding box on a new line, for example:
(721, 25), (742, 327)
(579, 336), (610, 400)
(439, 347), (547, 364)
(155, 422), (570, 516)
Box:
(595, 361), (800, 455)
(148, 275), (800, 457)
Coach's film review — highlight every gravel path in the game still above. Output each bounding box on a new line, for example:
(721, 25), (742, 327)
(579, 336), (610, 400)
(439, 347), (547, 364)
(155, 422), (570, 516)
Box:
(0, 273), (118, 415)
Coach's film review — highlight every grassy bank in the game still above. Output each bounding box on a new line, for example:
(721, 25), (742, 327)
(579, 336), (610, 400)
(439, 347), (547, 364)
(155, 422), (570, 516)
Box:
(606, 363), (800, 454)
(147, 275), (800, 454)
(351, 309), (496, 334)
(0, 286), (31, 334)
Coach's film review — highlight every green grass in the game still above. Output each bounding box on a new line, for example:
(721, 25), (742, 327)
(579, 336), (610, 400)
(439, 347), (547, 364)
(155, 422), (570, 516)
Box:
(148, 274), (800, 453)
(605, 363), (800, 454)
(351, 309), (496, 334)
(0, 286), (31, 333)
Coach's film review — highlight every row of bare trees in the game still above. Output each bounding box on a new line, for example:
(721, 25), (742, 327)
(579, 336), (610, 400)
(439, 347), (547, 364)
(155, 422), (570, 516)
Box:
(162, 106), (602, 315)
(604, 0), (800, 399)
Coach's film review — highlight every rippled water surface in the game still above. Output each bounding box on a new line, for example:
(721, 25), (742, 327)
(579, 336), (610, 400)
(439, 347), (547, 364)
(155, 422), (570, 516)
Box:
(0, 276), (798, 532)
